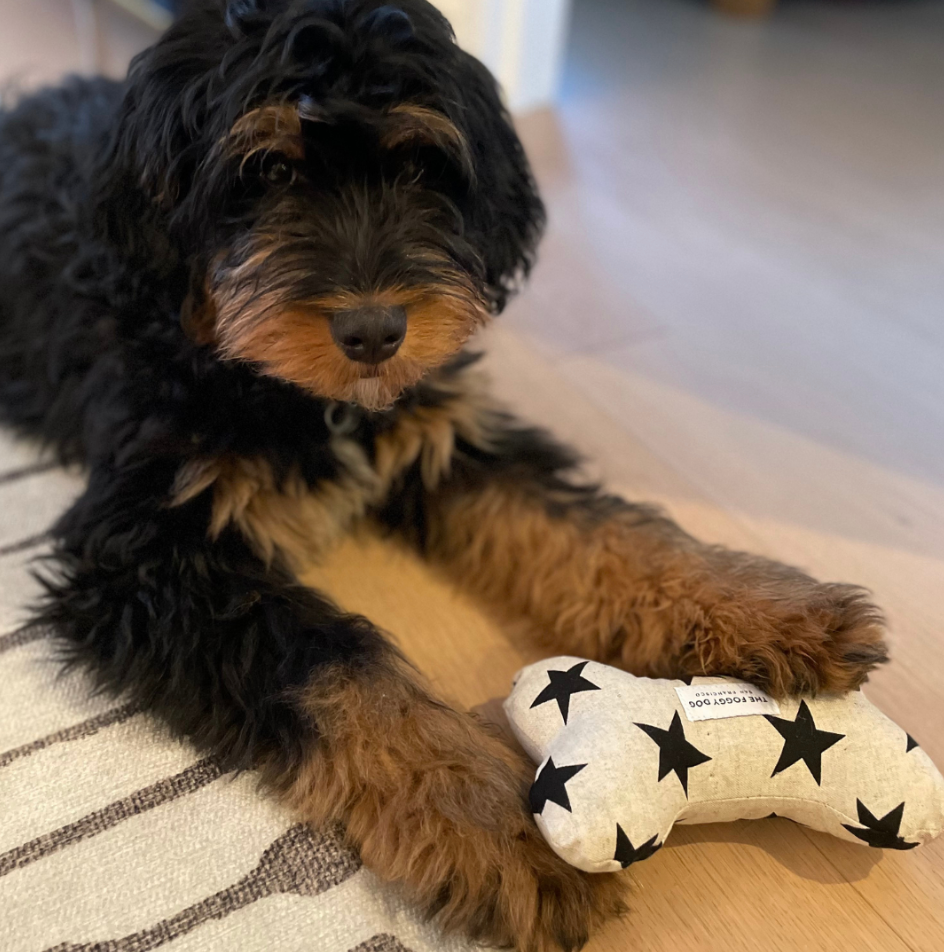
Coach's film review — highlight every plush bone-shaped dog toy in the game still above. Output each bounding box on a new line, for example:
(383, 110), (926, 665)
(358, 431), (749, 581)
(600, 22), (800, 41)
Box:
(504, 657), (944, 872)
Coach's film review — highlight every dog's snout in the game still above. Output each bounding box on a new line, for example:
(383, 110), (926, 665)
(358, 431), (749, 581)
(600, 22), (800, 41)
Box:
(331, 305), (407, 365)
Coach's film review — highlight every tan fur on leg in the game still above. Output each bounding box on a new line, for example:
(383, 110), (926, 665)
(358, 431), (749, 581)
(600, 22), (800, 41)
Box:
(424, 483), (888, 697)
(284, 655), (625, 952)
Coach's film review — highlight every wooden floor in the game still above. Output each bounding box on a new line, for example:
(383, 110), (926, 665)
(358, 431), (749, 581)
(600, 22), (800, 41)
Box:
(2, 0), (943, 949)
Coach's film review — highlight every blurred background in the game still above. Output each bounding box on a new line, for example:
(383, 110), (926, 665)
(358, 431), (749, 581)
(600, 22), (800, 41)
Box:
(1, 1), (942, 948)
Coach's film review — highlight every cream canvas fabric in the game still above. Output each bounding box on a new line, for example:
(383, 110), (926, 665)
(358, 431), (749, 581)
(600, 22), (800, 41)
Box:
(0, 431), (482, 952)
(505, 656), (944, 874)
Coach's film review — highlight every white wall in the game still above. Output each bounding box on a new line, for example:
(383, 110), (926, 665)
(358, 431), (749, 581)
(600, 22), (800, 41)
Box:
(433, 0), (571, 113)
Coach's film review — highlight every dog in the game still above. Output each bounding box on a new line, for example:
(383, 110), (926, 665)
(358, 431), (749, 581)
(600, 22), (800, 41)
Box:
(0, 2), (889, 949)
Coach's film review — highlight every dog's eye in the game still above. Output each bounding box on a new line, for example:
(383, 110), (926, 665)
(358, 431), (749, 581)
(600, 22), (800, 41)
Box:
(392, 144), (468, 196)
(261, 155), (296, 187)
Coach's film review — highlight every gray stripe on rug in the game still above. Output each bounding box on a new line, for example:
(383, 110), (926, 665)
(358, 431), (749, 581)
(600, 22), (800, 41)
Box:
(0, 460), (58, 485)
(0, 757), (225, 877)
(43, 824), (361, 952)
(0, 623), (48, 655)
(0, 702), (140, 769)
(351, 936), (414, 952)
(0, 531), (50, 558)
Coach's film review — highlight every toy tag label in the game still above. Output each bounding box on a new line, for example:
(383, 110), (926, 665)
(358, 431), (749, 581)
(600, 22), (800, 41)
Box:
(675, 682), (780, 721)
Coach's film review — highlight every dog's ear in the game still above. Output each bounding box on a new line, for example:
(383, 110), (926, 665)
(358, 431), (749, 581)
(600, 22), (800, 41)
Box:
(91, 7), (234, 267)
(92, 119), (181, 273)
(451, 51), (546, 314)
(91, 80), (188, 272)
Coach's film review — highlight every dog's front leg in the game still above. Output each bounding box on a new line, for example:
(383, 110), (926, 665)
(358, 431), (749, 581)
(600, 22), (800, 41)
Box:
(376, 376), (888, 697)
(40, 459), (623, 952)
(292, 652), (625, 952)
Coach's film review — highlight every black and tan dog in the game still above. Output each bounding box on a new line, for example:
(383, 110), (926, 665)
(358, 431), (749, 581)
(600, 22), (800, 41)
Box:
(0, 2), (887, 949)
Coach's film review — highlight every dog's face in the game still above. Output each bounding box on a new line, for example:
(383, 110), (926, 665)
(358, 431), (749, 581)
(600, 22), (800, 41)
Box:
(102, 0), (544, 410)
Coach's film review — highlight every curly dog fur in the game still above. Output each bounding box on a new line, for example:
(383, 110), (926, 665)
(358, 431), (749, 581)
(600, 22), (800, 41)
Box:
(0, 2), (887, 949)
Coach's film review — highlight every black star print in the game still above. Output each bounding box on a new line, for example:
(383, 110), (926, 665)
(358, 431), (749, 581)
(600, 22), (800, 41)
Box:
(614, 824), (662, 868)
(635, 711), (711, 797)
(765, 700), (844, 785)
(906, 734), (920, 753)
(529, 758), (586, 815)
(842, 800), (919, 850)
(530, 661), (601, 724)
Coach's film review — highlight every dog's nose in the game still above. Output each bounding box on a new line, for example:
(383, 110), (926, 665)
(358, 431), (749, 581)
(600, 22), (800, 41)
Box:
(330, 305), (407, 365)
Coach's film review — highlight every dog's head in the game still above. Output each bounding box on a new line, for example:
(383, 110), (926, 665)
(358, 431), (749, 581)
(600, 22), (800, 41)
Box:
(100, 0), (544, 410)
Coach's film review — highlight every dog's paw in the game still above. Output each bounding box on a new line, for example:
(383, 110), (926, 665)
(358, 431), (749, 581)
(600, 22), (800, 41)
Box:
(424, 820), (626, 952)
(681, 578), (889, 698)
(735, 583), (888, 697)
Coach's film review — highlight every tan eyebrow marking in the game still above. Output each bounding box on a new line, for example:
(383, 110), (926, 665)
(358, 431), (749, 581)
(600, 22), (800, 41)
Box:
(382, 104), (473, 178)
(226, 104), (305, 162)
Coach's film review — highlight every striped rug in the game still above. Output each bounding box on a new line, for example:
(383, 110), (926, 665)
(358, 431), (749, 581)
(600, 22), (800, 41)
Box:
(0, 430), (482, 952)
